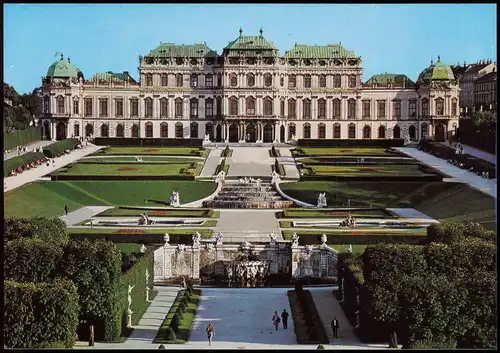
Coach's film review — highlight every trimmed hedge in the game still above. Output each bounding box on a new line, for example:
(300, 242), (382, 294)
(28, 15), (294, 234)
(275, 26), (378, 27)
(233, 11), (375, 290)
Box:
(4, 151), (46, 176)
(270, 145), (281, 157)
(274, 158), (286, 176)
(4, 217), (70, 246)
(214, 158), (229, 175)
(221, 145), (232, 157)
(4, 279), (79, 349)
(287, 290), (329, 344)
(93, 138), (203, 147)
(298, 139), (405, 147)
(43, 138), (80, 158)
(3, 126), (42, 151)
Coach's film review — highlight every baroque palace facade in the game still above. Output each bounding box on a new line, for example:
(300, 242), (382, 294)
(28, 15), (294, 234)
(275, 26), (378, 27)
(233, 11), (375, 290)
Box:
(40, 29), (460, 143)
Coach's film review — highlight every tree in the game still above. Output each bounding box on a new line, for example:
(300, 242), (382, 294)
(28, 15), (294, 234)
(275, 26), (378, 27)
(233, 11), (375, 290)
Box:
(4, 217), (70, 246)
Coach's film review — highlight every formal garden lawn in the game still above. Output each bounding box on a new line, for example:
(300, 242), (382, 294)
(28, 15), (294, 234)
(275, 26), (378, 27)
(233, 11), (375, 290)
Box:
(96, 207), (219, 218)
(68, 228), (213, 237)
(79, 156), (204, 163)
(281, 228), (426, 238)
(93, 147), (208, 157)
(302, 164), (436, 177)
(51, 162), (203, 177)
(329, 244), (367, 253)
(4, 180), (217, 218)
(292, 147), (397, 157)
(280, 181), (496, 229)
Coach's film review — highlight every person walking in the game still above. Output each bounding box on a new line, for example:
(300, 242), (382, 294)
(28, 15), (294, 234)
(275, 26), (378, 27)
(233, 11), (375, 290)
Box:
(331, 316), (340, 338)
(272, 311), (280, 331)
(281, 309), (289, 330)
(64, 205), (68, 215)
(206, 323), (215, 346)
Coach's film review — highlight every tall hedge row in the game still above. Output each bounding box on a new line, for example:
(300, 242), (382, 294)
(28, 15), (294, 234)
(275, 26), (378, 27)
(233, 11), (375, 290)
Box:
(43, 138), (80, 158)
(4, 279), (80, 348)
(3, 126), (42, 151)
(4, 151), (46, 176)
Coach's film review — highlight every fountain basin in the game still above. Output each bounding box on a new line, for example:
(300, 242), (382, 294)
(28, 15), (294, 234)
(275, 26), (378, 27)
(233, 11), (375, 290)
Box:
(84, 218), (205, 227)
(292, 219), (437, 229)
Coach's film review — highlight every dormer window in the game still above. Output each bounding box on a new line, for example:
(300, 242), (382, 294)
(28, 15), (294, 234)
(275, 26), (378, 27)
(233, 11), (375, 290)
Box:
(304, 59), (311, 66)
(176, 58), (184, 65)
(190, 58), (198, 66)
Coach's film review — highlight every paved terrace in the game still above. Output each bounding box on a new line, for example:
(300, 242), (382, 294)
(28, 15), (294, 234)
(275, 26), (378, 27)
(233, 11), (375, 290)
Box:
(226, 147), (273, 177)
(394, 147), (496, 198)
(439, 142), (496, 164)
(3, 139), (56, 160)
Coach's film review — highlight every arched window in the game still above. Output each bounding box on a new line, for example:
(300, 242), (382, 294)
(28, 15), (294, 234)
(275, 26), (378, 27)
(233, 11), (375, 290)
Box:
(421, 123), (428, 138)
(175, 98), (183, 117)
(145, 73), (153, 86)
(288, 75), (296, 88)
(318, 123), (326, 138)
(288, 99), (296, 118)
(280, 100), (285, 117)
(435, 98), (444, 115)
(451, 98), (458, 116)
(230, 74), (238, 87)
(333, 74), (341, 88)
(247, 73), (255, 87)
(393, 125), (401, 139)
(190, 122), (198, 138)
(348, 123), (356, 139)
(116, 124), (124, 138)
(145, 122), (153, 138)
(264, 74), (272, 87)
(246, 97), (256, 115)
(175, 122), (183, 138)
(190, 98), (198, 118)
(217, 73), (222, 87)
(161, 73), (168, 86)
(85, 124), (93, 137)
(378, 125), (386, 139)
(44, 96), (50, 114)
(348, 99), (356, 118)
(100, 124), (109, 137)
(303, 123), (311, 138)
(176, 74), (183, 87)
(229, 97), (238, 115)
(303, 74), (311, 88)
(409, 125), (416, 139)
(288, 123), (296, 139)
(319, 75), (326, 88)
(333, 99), (341, 119)
(333, 123), (341, 138)
(263, 97), (273, 116)
(216, 97), (222, 115)
(160, 98), (168, 118)
(131, 124), (139, 138)
(318, 99), (326, 118)
(303, 99), (311, 119)
(348, 75), (357, 88)
(363, 125), (371, 139)
(56, 96), (65, 114)
(160, 122), (168, 138)
(145, 98), (153, 117)
(190, 74), (198, 88)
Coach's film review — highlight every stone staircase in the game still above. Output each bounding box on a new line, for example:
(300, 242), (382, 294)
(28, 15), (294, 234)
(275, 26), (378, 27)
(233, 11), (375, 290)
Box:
(203, 181), (293, 209)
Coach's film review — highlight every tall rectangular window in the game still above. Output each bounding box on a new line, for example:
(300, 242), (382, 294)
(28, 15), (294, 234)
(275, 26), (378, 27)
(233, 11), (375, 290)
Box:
(333, 75), (341, 88)
(362, 100), (371, 118)
(176, 74), (183, 87)
(304, 75), (311, 88)
(205, 99), (213, 117)
(160, 99), (168, 118)
(115, 99), (123, 117)
(190, 74), (198, 88)
(348, 75), (357, 88)
(409, 100), (416, 117)
(205, 74), (213, 87)
(318, 100), (326, 118)
(130, 99), (138, 117)
(288, 100), (296, 118)
(73, 100), (79, 115)
(175, 99), (183, 117)
(44, 96), (50, 114)
(288, 75), (296, 89)
(161, 74), (168, 86)
(99, 99), (108, 117)
(280, 100), (285, 117)
(393, 100), (401, 118)
(303, 100), (311, 119)
(57, 97), (65, 114)
(333, 99), (341, 119)
(422, 99), (429, 116)
(84, 98), (92, 117)
(145, 99), (153, 117)
(377, 100), (386, 118)
(348, 100), (356, 118)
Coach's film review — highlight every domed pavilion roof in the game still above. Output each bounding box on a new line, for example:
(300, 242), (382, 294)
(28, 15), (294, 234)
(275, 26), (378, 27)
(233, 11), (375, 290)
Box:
(418, 56), (455, 82)
(46, 54), (80, 79)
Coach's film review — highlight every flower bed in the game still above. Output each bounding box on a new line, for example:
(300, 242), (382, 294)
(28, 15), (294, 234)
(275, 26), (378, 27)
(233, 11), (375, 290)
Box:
(118, 167), (137, 171)
(143, 148), (160, 152)
(116, 229), (146, 234)
(340, 149), (354, 153)
(359, 168), (379, 172)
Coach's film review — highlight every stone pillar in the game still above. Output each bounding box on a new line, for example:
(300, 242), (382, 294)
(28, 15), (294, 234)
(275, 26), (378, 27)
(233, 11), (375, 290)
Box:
(215, 243), (224, 276)
(192, 244), (200, 279)
(274, 122), (279, 142)
(342, 99), (347, 120)
(326, 99), (331, 119)
(269, 244), (279, 275)
(356, 99), (362, 120)
(291, 244), (301, 278)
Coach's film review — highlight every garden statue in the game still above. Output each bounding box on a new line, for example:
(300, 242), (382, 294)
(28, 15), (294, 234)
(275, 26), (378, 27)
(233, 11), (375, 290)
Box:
(170, 191), (180, 207)
(256, 178), (262, 191)
(203, 134), (211, 145)
(214, 232), (223, 246)
(320, 233), (328, 246)
(269, 231), (277, 245)
(139, 213), (149, 225)
(226, 264), (234, 286)
(177, 244), (185, 254)
(405, 134), (411, 145)
(271, 171), (281, 185)
(215, 170), (226, 183)
(140, 244), (147, 253)
(127, 284), (135, 311)
(345, 244), (353, 253)
(181, 276), (187, 289)
(291, 232), (299, 246)
(145, 269), (150, 284)
(192, 232), (201, 247)
(163, 233), (170, 245)
(317, 192), (327, 208)
(240, 241), (252, 252)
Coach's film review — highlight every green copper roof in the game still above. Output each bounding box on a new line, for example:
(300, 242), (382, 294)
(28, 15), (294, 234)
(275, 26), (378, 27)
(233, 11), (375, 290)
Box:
(365, 74), (414, 85)
(224, 35), (277, 51)
(147, 42), (217, 57)
(418, 57), (455, 81)
(46, 56), (79, 78)
(284, 44), (356, 59)
(90, 72), (137, 83)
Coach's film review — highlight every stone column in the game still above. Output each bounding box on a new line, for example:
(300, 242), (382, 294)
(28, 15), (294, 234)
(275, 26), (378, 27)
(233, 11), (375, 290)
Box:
(184, 98), (189, 119)
(326, 99), (331, 119)
(312, 99), (317, 119)
(192, 244), (200, 279)
(274, 122), (279, 142)
(356, 99), (362, 120)
(215, 243), (224, 276)
(291, 244), (301, 278)
(342, 99), (347, 120)
(269, 244), (279, 275)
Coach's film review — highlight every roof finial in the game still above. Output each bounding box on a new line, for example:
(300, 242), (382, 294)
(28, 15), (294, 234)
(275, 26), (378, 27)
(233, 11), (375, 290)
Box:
(60, 53), (64, 60)
(431, 58), (433, 65)
(339, 41), (342, 46)
(437, 55), (441, 62)
(259, 26), (263, 37)
(68, 57), (71, 63)
(239, 27), (243, 36)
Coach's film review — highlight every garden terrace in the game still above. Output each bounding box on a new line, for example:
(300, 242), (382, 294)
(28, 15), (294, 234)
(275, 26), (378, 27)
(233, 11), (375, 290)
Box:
(95, 207), (219, 218)
(297, 156), (416, 165)
(74, 218), (217, 227)
(280, 208), (397, 219)
(291, 147), (403, 157)
(79, 156), (204, 163)
(4, 180), (217, 218)
(93, 147), (208, 157)
(279, 181), (495, 229)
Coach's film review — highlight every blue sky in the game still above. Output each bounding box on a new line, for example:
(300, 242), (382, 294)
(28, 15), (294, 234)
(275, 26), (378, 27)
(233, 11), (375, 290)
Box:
(4, 3), (497, 94)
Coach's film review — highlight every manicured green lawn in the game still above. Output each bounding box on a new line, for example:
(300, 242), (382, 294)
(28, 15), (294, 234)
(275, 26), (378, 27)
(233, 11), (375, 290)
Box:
(96, 207), (219, 218)
(81, 156), (203, 163)
(115, 243), (142, 254)
(52, 162), (202, 177)
(329, 244), (367, 253)
(281, 228), (426, 238)
(4, 180), (217, 218)
(303, 164), (434, 177)
(75, 219), (217, 227)
(94, 147), (208, 157)
(282, 208), (395, 219)
(68, 227), (213, 237)
(293, 147), (395, 156)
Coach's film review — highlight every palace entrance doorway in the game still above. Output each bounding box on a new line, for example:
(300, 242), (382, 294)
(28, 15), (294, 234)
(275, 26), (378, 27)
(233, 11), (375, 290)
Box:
(280, 125), (285, 143)
(216, 125), (222, 142)
(229, 124), (239, 143)
(434, 124), (445, 142)
(246, 124), (256, 142)
(44, 121), (51, 140)
(56, 122), (67, 141)
(263, 124), (273, 143)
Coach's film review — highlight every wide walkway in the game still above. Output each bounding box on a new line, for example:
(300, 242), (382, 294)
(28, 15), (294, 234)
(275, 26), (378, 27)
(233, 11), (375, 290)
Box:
(394, 147), (496, 198)
(226, 147), (273, 177)
(3, 139), (56, 160)
(439, 142), (496, 164)
(60, 206), (114, 226)
(4, 144), (103, 193)
(199, 148), (222, 177)
(277, 148), (300, 180)
(213, 209), (282, 243)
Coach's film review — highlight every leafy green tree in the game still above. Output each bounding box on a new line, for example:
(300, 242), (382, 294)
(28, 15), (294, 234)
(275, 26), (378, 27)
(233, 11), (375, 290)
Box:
(4, 217), (69, 246)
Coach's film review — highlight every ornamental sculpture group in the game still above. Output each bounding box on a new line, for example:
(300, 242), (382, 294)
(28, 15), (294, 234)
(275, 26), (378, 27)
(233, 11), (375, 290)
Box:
(170, 191), (180, 207)
(225, 259), (271, 288)
(317, 192), (328, 208)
